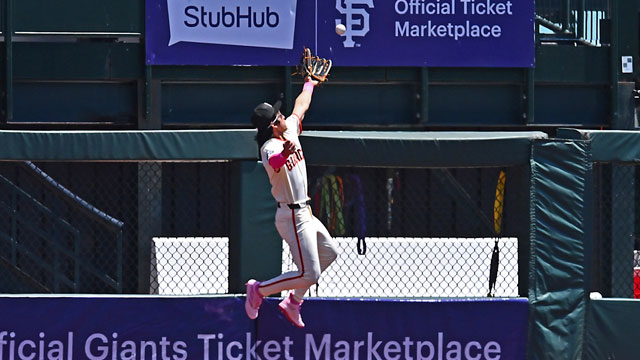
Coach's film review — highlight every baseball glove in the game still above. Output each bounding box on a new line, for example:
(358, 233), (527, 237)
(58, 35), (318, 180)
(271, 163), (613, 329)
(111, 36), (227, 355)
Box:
(298, 47), (332, 83)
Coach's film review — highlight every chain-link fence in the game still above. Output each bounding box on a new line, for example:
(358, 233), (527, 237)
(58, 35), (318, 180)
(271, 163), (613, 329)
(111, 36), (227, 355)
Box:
(591, 163), (640, 299)
(0, 160), (528, 298)
(282, 165), (527, 298)
(283, 237), (518, 298)
(150, 237), (229, 295)
(0, 161), (230, 294)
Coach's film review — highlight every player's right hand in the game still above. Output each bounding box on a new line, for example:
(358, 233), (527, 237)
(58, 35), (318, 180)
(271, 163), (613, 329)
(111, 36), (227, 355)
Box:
(282, 140), (296, 157)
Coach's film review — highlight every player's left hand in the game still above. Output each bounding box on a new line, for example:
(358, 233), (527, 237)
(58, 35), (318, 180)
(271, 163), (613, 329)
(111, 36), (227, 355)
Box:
(299, 47), (332, 83)
(282, 140), (296, 157)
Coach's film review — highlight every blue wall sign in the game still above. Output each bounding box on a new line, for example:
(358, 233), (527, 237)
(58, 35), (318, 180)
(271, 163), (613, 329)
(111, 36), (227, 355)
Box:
(0, 296), (528, 359)
(146, 0), (534, 67)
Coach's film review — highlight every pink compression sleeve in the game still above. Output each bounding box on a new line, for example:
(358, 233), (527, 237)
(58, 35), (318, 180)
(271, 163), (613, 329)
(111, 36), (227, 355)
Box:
(303, 81), (315, 94)
(269, 153), (287, 169)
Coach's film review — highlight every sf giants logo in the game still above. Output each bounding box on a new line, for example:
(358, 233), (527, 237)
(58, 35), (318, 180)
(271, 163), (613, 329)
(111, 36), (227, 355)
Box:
(285, 149), (304, 171)
(335, 0), (374, 48)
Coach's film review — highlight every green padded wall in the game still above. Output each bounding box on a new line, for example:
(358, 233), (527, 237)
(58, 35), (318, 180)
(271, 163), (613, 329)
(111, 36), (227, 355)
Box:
(528, 140), (592, 360)
(584, 299), (640, 359)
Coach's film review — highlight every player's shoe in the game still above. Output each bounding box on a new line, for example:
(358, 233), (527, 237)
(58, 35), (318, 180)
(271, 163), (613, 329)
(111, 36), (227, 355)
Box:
(245, 279), (263, 320)
(278, 293), (305, 328)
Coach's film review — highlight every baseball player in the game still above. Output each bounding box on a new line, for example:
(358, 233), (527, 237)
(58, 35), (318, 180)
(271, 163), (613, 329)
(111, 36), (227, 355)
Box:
(245, 77), (339, 328)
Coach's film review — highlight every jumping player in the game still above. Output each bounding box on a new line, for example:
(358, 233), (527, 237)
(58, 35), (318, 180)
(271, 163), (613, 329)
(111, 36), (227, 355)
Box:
(246, 78), (339, 328)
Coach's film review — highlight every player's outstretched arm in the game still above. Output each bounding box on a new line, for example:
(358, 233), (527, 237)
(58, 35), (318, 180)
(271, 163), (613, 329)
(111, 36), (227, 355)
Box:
(292, 78), (319, 121)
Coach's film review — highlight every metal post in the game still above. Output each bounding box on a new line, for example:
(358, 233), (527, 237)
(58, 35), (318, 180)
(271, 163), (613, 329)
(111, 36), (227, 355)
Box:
(4, 0), (14, 122)
(525, 68), (535, 124)
(116, 229), (123, 293)
(577, 0), (585, 40)
(137, 163), (162, 293)
(607, 8), (637, 293)
(10, 189), (17, 265)
(74, 230), (80, 292)
(141, 66), (162, 129)
(145, 66), (152, 128)
(609, 0), (619, 129)
(562, 0), (570, 32)
(284, 66), (293, 113)
(419, 67), (429, 124)
(53, 230), (60, 292)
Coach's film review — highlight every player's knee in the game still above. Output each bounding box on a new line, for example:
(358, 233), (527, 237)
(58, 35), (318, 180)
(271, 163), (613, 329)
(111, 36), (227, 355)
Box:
(324, 252), (337, 268)
(326, 246), (339, 265)
(309, 271), (321, 284)
(330, 246), (339, 261)
(298, 277), (317, 289)
(304, 267), (321, 285)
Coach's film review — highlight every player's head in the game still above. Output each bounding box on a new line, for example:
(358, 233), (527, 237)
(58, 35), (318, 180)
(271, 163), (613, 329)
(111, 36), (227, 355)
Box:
(251, 101), (281, 129)
(252, 100), (282, 148)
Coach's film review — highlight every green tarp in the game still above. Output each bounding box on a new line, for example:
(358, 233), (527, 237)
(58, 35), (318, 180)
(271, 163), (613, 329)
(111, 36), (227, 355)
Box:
(557, 128), (640, 162)
(0, 130), (258, 160)
(529, 140), (591, 360)
(302, 131), (548, 167)
(0, 130), (547, 166)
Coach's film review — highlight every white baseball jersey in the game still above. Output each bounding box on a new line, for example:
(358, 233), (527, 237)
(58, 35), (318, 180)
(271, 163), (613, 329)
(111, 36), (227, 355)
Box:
(257, 113), (340, 301)
(260, 114), (309, 205)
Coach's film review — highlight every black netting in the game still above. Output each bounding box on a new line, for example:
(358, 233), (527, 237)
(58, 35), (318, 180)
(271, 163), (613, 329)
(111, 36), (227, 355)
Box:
(0, 161), (230, 294)
(591, 163), (639, 299)
(280, 165), (527, 298)
(0, 161), (530, 298)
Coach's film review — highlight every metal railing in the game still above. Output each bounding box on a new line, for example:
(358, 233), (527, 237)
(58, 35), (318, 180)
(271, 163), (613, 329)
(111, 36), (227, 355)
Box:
(536, 0), (609, 46)
(0, 174), (81, 292)
(0, 160), (231, 294)
(0, 164), (125, 293)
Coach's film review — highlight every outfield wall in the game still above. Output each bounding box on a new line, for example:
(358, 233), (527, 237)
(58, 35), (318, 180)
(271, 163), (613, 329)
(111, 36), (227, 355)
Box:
(1, 129), (640, 359)
(0, 295), (528, 360)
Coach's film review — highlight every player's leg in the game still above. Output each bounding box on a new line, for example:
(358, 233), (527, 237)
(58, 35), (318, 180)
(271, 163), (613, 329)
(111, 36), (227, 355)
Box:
(259, 207), (321, 296)
(315, 215), (339, 271)
(245, 207), (316, 320)
(292, 216), (339, 299)
(273, 207), (325, 328)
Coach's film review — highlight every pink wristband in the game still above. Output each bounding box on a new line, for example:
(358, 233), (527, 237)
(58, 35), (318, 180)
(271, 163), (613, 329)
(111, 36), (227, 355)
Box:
(303, 81), (315, 94)
(269, 153), (287, 169)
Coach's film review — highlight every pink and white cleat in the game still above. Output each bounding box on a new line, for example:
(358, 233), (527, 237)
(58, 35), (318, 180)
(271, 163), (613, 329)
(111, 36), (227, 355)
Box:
(278, 293), (305, 328)
(245, 279), (263, 320)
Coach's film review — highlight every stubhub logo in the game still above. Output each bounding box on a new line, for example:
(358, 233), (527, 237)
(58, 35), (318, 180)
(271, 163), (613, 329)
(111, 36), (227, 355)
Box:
(167, 0), (297, 49)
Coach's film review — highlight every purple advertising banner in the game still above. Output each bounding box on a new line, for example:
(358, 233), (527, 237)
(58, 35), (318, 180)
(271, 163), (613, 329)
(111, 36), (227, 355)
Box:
(0, 295), (528, 359)
(146, 0), (534, 67)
